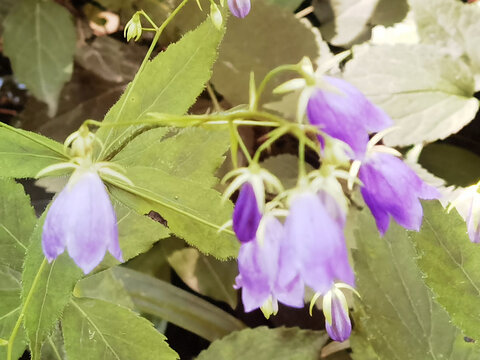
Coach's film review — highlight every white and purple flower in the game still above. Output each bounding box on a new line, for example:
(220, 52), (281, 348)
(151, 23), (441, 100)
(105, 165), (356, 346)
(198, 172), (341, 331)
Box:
(307, 76), (392, 158)
(42, 170), (123, 274)
(358, 152), (440, 235)
(228, 0), (251, 18)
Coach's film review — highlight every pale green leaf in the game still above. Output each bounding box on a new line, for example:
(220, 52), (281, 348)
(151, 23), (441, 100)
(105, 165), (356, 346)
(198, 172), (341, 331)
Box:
(410, 0), (480, 76)
(113, 267), (245, 342)
(0, 179), (37, 359)
(75, 269), (135, 309)
(419, 144), (480, 187)
(211, 0), (330, 106)
(41, 324), (66, 360)
(197, 327), (328, 360)
(344, 44), (479, 147)
(351, 205), (480, 359)
(22, 215), (83, 359)
(107, 167), (238, 259)
(0, 123), (68, 178)
(3, 0), (76, 115)
(95, 16), (225, 160)
(112, 127), (230, 187)
(63, 297), (179, 360)
(409, 201), (480, 342)
(165, 241), (238, 308)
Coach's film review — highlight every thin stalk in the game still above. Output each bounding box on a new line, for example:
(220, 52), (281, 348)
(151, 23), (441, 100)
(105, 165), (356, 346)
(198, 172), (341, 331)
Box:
(252, 127), (288, 163)
(7, 258), (48, 360)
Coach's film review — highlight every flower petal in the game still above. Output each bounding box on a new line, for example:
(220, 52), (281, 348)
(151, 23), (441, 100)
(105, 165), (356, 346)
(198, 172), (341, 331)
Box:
(228, 0), (251, 18)
(325, 291), (352, 342)
(233, 183), (262, 243)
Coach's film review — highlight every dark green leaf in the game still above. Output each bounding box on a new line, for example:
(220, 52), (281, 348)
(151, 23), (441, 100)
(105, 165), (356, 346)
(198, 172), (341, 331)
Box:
(350, 205), (480, 359)
(410, 201), (480, 342)
(63, 297), (179, 360)
(113, 267), (245, 342)
(3, 0), (76, 115)
(197, 327), (328, 360)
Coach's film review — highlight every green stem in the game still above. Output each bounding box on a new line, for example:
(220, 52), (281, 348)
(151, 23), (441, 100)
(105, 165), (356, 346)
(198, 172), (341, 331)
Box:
(139, 10), (159, 29)
(206, 83), (222, 112)
(233, 126), (252, 163)
(7, 258), (48, 360)
(253, 64), (300, 111)
(252, 127), (288, 163)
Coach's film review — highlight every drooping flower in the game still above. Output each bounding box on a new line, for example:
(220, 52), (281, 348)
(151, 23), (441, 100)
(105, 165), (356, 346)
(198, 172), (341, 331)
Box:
(358, 152), (440, 235)
(42, 170), (123, 274)
(233, 183), (262, 243)
(323, 286), (352, 342)
(228, 0), (251, 18)
(306, 76), (392, 158)
(235, 216), (304, 313)
(284, 192), (354, 294)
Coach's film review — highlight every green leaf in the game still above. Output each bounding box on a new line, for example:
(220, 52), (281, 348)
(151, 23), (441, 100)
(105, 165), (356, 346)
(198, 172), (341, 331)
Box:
(63, 297), (179, 360)
(265, 0), (303, 11)
(409, 201), (480, 342)
(95, 16), (225, 160)
(41, 324), (66, 360)
(22, 215), (83, 359)
(112, 127), (230, 187)
(419, 144), (480, 187)
(0, 179), (36, 271)
(350, 205), (480, 359)
(0, 0), (15, 35)
(0, 179), (37, 359)
(75, 269), (135, 309)
(113, 267), (246, 342)
(3, 0), (76, 116)
(211, 0), (331, 106)
(197, 327), (328, 360)
(370, 0), (409, 26)
(344, 44), (479, 147)
(0, 123), (68, 178)
(410, 0), (480, 76)
(164, 240), (238, 308)
(108, 168), (238, 259)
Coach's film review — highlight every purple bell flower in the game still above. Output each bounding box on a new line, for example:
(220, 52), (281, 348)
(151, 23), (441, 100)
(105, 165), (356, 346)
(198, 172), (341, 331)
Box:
(42, 170), (123, 274)
(235, 216), (304, 312)
(324, 288), (352, 342)
(307, 76), (392, 158)
(233, 183), (262, 243)
(358, 152), (440, 235)
(228, 0), (251, 18)
(284, 192), (354, 295)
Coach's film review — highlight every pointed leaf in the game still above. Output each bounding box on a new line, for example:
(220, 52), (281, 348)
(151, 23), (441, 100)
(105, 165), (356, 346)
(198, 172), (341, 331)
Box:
(95, 16), (225, 160)
(197, 327), (328, 360)
(63, 297), (179, 360)
(3, 0), (76, 115)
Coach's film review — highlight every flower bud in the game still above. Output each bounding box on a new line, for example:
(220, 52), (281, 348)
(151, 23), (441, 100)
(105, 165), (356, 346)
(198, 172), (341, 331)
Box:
(124, 12), (142, 42)
(228, 0), (251, 18)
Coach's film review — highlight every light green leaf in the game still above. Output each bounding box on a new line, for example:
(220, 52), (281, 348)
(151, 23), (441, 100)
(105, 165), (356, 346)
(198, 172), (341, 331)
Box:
(113, 267), (245, 342)
(164, 240), (238, 308)
(197, 327), (328, 360)
(0, 123), (68, 178)
(211, 0), (330, 106)
(95, 16), (225, 160)
(344, 44), (479, 147)
(63, 297), (179, 360)
(75, 269), (135, 309)
(410, 0), (480, 76)
(112, 127), (230, 187)
(409, 201), (480, 342)
(419, 144), (480, 187)
(351, 205), (480, 359)
(3, 0), (76, 116)
(0, 179), (37, 359)
(22, 215), (83, 359)
(107, 167), (238, 260)
(41, 324), (66, 360)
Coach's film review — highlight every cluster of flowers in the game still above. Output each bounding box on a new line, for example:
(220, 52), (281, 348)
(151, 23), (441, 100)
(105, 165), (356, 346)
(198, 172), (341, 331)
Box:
(231, 76), (439, 341)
